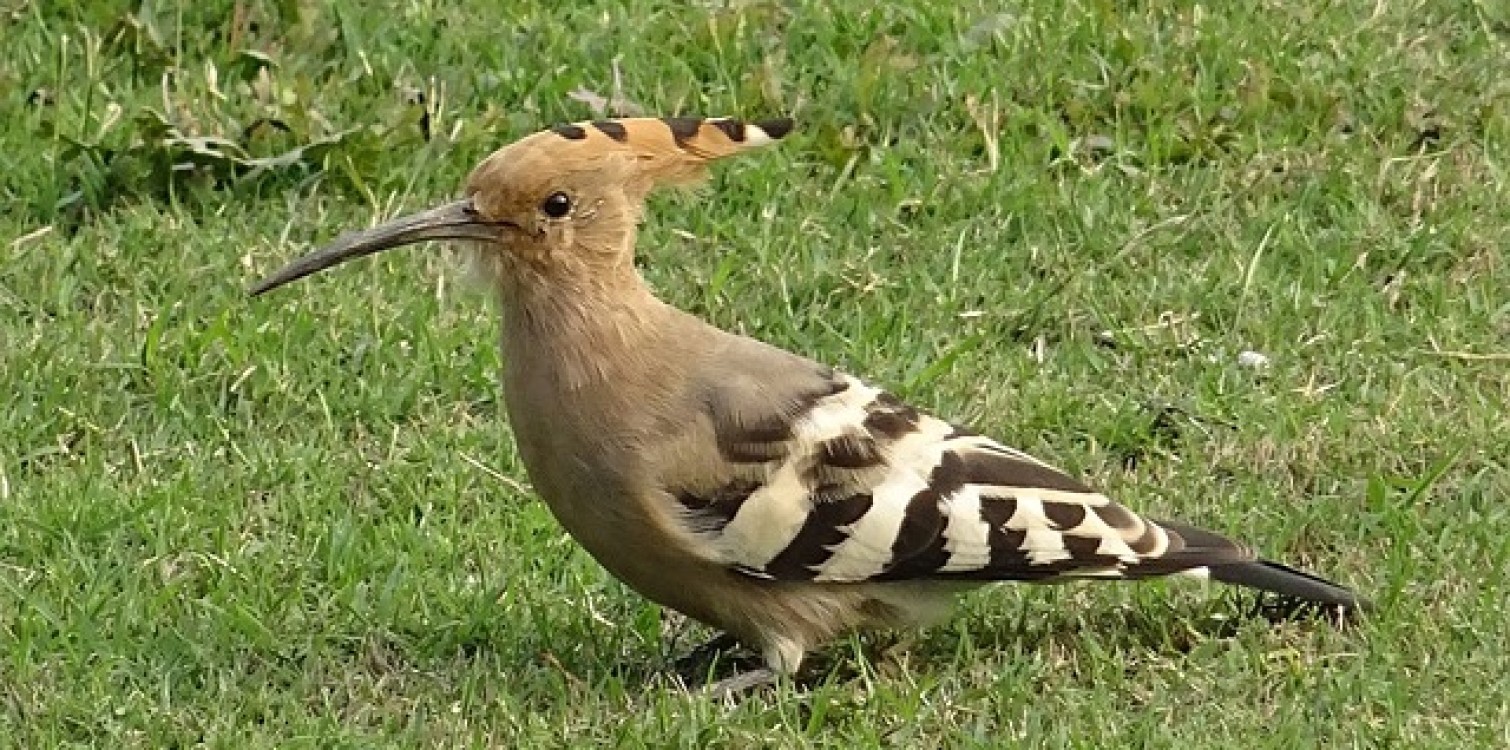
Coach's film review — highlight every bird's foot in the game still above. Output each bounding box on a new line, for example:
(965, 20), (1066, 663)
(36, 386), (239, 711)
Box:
(701, 666), (779, 698)
(671, 632), (782, 697)
(673, 632), (742, 678)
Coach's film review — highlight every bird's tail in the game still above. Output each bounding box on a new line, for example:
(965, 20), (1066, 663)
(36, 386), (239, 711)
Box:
(1207, 559), (1371, 613)
(1147, 518), (1370, 615)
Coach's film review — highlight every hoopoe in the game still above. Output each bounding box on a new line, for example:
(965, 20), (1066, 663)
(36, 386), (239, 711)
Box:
(252, 116), (1366, 690)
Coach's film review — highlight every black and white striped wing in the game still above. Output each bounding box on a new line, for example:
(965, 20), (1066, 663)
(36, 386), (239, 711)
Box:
(677, 373), (1254, 584)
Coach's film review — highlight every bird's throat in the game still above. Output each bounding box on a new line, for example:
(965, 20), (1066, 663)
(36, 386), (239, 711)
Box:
(497, 276), (679, 393)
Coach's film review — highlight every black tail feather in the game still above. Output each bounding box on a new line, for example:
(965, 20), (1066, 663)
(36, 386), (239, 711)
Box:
(1209, 559), (1371, 614)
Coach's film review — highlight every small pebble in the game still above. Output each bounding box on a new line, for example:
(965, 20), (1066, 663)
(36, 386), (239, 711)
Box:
(1237, 350), (1270, 369)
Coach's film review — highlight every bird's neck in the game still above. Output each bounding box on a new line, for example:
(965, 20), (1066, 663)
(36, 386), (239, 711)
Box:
(496, 270), (686, 392)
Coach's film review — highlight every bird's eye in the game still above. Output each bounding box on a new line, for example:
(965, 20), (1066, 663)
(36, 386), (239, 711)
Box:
(541, 192), (572, 218)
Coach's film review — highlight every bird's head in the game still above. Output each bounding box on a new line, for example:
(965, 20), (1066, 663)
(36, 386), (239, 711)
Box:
(249, 117), (792, 297)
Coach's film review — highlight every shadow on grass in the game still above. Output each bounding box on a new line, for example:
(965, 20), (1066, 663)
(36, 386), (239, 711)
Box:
(373, 587), (1365, 700)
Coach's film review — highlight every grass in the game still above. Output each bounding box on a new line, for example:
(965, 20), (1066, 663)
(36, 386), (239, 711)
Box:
(2, 0), (1507, 746)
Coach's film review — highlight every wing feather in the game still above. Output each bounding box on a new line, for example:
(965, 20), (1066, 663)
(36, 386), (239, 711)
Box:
(676, 370), (1255, 584)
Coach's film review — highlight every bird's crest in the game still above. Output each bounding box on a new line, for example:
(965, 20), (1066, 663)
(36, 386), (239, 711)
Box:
(547, 117), (793, 154)
(469, 116), (793, 196)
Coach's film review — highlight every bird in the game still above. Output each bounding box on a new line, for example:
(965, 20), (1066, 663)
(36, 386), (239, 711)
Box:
(251, 116), (1367, 692)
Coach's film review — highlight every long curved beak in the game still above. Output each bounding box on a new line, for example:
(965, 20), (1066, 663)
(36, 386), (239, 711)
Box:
(249, 199), (505, 296)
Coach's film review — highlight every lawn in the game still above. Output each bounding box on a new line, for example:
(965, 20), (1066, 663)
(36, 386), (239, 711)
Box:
(2, 0), (1507, 746)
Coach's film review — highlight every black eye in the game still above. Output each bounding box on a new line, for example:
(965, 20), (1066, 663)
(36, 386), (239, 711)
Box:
(541, 192), (572, 218)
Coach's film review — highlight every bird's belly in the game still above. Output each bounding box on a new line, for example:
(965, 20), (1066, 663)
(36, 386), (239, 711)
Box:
(527, 458), (959, 649)
(502, 411), (721, 614)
